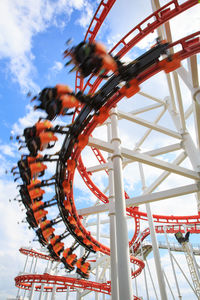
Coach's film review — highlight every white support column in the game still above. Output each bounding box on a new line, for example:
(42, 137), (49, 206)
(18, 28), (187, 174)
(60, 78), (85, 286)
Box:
(39, 284), (45, 300)
(110, 107), (133, 300)
(181, 132), (200, 212)
(44, 290), (49, 300)
(146, 203), (168, 300)
(23, 255), (29, 273)
(139, 163), (167, 300)
(140, 241), (149, 300)
(66, 286), (70, 300)
(29, 258), (38, 300)
(29, 256), (34, 273)
(95, 213), (100, 300)
(107, 118), (119, 300)
(164, 228), (182, 300)
(51, 284), (56, 300)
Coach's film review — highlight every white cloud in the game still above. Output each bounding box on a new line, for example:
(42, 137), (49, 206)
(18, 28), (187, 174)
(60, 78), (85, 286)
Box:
(76, 2), (94, 28)
(0, 0), (93, 93)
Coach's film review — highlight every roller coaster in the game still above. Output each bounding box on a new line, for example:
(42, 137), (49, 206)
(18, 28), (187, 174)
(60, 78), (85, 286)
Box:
(13, 0), (200, 299)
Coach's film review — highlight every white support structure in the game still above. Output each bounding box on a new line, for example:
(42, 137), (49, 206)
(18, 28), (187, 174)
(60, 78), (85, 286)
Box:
(29, 257), (38, 300)
(139, 160), (167, 300)
(77, 183), (200, 216)
(146, 203), (167, 300)
(107, 117), (119, 300)
(88, 136), (200, 180)
(110, 107), (133, 300)
(95, 213), (100, 300)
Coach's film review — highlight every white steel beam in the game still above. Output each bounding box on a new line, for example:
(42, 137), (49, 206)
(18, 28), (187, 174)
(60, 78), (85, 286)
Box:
(77, 183), (200, 216)
(138, 91), (164, 104)
(136, 107), (167, 149)
(118, 110), (181, 139)
(129, 103), (163, 115)
(86, 143), (182, 174)
(88, 137), (200, 180)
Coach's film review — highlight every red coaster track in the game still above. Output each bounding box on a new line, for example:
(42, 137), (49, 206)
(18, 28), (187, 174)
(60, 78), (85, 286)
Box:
(14, 0), (200, 298)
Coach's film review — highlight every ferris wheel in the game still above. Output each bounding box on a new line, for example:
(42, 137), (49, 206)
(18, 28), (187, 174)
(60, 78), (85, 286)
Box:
(14, 1), (200, 299)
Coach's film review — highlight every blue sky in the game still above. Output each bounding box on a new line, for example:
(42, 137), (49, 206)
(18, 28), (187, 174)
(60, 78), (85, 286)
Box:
(0, 0), (200, 299)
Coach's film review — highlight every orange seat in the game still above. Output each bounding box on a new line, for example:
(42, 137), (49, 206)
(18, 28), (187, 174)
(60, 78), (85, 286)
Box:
(63, 248), (71, 258)
(81, 262), (90, 273)
(30, 162), (47, 177)
(50, 235), (60, 246)
(32, 201), (44, 212)
(94, 107), (110, 124)
(159, 54), (181, 73)
(53, 242), (64, 255)
(27, 179), (41, 191)
(29, 188), (45, 201)
(35, 121), (53, 134)
(39, 132), (58, 145)
(34, 209), (48, 223)
(40, 220), (51, 230)
(60, 94), (80, 113)
(27, 154), (43, 165)
(76, 258), (83, 269)
(56, 84), (73, 96)
(42, 227), (55, 240)
(66, 254), (77, 267)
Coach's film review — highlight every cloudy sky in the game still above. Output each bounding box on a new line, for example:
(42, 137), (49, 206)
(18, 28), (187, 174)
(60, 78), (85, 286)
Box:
(0, 0), (200, 299)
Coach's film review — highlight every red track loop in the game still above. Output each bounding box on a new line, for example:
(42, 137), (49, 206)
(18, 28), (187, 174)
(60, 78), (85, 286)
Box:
(79, 0), (198, 94)
(17, 248), (143, 297)
(64, 31), (200, 260)
(76, 32), (200, 227)
(15, 274), (111, 295)
(19, 248), (55, 261)
(15, 273), (141, 299)
(75, 0), (199, 246)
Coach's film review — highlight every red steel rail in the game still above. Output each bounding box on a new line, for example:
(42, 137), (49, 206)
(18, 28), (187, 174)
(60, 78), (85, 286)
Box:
(63, 31), (200, 258)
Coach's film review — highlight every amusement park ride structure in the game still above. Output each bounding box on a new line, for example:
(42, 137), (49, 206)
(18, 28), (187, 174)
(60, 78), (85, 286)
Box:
(13, 0), (200, 299)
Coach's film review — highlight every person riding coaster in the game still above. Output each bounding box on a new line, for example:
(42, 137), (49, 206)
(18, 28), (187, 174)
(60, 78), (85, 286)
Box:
(76, 257), (91, 279)
(33, 84), (92, 120)
(64, 41), (118, 78)
(26, 130), (58, 156)
(19, 162), (47, 185)
(36, 226), (55, 246)
(47, 232), (69, 259)
(61, 247), (77, 271)
(26, 208), (47, 229)
(35, 216), (61, 246)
